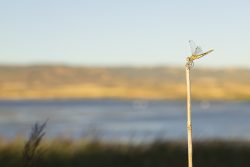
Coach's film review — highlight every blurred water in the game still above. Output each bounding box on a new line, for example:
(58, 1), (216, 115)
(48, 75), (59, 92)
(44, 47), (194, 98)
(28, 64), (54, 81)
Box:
(0, 99), (249, 142)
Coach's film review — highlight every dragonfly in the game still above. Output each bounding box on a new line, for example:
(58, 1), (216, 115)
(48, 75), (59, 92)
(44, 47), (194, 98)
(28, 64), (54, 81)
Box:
(187, 40), (213, 67)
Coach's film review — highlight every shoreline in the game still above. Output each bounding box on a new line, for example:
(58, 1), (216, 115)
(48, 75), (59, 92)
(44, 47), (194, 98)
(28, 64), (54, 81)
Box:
(0, 97), (250, 101)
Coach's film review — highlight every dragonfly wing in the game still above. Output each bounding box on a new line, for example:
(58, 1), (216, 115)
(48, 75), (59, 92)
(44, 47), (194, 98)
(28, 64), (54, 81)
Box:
(194, 46), (203, 55)
(189, 40), (204, 55)
(189, 40), (196, 55)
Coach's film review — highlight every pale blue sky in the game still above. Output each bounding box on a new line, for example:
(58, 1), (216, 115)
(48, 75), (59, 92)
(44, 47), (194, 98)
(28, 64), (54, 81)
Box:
(0, 0), (250, 67)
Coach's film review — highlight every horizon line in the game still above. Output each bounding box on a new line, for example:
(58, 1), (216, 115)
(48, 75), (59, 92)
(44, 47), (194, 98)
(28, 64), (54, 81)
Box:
(0, 63), (249, 70)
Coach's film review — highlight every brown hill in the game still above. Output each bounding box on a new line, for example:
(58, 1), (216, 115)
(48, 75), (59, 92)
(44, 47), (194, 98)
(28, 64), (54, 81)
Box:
(0, 65), (250, 100)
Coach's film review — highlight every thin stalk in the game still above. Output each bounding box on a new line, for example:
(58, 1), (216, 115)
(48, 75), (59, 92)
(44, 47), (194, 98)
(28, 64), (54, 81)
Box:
(186, 64), (193, 167)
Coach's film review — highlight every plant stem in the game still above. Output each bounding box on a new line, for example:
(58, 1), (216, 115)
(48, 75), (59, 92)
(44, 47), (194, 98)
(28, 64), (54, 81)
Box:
(186, 64), (193, 167)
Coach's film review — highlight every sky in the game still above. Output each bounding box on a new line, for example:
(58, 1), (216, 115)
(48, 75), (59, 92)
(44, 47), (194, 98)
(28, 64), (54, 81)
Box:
(0, 0), (250, 68)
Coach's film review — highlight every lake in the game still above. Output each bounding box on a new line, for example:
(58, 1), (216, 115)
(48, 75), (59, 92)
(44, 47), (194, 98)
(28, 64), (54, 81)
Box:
(0, 99), (249, 142)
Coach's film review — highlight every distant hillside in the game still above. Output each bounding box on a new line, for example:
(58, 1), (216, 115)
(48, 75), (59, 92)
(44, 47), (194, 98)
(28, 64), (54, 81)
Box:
(0, 65), (250, 100)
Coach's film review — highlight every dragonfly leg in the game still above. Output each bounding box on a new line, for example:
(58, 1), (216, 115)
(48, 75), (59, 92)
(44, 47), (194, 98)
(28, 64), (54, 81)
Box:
(186, 60), (194, 69)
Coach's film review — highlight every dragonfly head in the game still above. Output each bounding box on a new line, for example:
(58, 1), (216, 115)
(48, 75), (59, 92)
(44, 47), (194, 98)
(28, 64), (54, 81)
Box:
(186, 57), (192, 62)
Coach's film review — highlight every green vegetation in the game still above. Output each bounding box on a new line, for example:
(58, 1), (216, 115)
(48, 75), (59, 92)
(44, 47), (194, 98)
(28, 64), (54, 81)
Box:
(0, 139), (250, 167)
(1, 65), (250, 100)
(23, 121), (47, 167)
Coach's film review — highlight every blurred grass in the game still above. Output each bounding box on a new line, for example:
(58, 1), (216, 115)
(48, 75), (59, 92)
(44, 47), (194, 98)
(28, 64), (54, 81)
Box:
(0, 139), (250, 167)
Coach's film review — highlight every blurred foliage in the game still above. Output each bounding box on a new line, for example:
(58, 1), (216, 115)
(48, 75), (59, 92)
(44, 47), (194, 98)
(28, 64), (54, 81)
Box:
(23, 121), (47, 167)
(0, 139), (250, 167)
